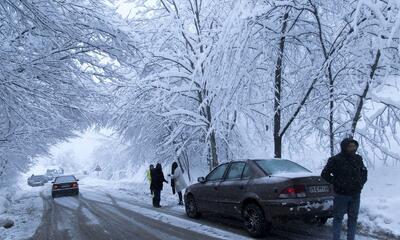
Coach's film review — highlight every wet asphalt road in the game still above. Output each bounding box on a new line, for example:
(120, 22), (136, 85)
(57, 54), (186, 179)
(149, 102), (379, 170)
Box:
(31, 192), (222, 240)
(30, 188), (391, 240)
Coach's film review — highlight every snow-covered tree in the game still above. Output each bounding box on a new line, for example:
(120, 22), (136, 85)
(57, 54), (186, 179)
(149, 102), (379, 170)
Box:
(110, 0), (237, 171)
(0, 0), (138, 183)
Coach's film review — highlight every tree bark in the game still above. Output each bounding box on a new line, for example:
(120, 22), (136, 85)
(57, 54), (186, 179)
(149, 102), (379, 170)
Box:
(205, 105), (218, 170)
(329, 70), (335, 156)
(351, 50), (381, 135)
(273, 10), (289, 158)
(312, 3), (335, 156)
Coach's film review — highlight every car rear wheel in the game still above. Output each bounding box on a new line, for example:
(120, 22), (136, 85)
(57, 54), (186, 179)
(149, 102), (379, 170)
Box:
(185, 195), (201, 219)
(243, 203), (270, 238)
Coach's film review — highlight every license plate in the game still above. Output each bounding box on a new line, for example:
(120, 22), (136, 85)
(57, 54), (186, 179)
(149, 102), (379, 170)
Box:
(308, 185), (330, 193)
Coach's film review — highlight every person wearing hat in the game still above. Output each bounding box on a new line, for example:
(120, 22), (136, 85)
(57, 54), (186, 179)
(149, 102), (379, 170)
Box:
(321, 138), (368, 240)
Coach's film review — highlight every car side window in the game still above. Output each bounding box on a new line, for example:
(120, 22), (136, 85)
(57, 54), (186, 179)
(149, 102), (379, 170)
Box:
(226, 162), (246, 180)
(241, 163), (252, 179)
(206, 164), (228, 181)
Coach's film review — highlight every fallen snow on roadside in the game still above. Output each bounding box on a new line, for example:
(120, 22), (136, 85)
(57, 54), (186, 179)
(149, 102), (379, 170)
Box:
(117, 200), (250, 240)
(79, 176), (183, 209)
(358, 166), (400, 237)
(0, 185), (45, 240)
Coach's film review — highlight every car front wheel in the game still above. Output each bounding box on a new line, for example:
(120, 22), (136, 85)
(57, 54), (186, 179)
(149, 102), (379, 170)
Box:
(243, 203), (270, 238)
(185, 195), (201, 219)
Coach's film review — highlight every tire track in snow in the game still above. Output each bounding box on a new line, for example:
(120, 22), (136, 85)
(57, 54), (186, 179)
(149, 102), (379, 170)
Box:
(78, 193), (224, 240)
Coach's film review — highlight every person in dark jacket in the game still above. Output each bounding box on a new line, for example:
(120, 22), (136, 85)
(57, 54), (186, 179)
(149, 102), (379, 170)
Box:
(151, 163), (168, 208)
(321, 138), (368, 240)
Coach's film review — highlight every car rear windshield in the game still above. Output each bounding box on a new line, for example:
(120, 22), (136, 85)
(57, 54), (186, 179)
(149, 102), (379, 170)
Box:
(55, 176), (76, 183)
(255, 159), (311, 175)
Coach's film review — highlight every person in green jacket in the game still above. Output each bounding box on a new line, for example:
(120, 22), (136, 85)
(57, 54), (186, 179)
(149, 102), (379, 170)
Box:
(146, 164), (154, 195)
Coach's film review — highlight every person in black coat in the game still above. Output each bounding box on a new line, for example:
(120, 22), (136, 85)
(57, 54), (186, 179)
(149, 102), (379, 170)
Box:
(151, 163), (168, 208)
(321, 138), (368, 240)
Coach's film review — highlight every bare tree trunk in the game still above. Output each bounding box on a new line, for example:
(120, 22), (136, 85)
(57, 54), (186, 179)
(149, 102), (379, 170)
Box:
(273, 10), (289, 158)
(182, 151), (191, 182)
(329, 71), (335, 156)
(209, 130), (218, 170)
(311, 3), (335, 156)
(205, 105), (218, 170)
(188, 0), (219, 170)
(0, 157), (7, 179)
(351, 50), (381, 135)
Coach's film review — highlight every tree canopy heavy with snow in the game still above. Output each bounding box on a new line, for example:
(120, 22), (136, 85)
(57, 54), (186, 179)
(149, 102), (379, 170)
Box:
(1, 0), (399, 184)
(0, 0), (138, 183)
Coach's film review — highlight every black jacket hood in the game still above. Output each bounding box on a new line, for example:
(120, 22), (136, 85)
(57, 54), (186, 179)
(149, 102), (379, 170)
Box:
(340, 138), (359, 153)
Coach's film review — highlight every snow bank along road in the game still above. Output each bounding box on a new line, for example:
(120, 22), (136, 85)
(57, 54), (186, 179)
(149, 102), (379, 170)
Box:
(29, 185), (388, 240)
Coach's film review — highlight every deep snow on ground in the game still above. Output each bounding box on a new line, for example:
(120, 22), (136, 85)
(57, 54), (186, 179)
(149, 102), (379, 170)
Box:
(358, 166), (400, 237)
(0, 185), (45, 240)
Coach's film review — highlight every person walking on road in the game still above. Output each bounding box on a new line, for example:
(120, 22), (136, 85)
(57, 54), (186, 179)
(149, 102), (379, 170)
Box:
(151, 163), (168, 208)
(168, 162), (187, 205)
(321, 138), (368, 240)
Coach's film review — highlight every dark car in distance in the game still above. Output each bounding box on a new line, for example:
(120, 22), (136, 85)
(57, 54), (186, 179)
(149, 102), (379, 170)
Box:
(46, 168), (63, 181)
(27, 175), (48, 187)
(52, 175), (79, 198)
(184, 159), (334, 238)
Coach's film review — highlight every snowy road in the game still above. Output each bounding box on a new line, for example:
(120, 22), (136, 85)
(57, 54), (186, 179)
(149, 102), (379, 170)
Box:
(31, 191), (224, 240)
(29, 184), (389, 240)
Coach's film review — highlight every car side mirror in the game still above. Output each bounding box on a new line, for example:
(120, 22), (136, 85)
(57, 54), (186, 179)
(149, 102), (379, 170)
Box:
(51, 181), (54, 184)
(197, 177), (206, 183)
(76, 179), (79, 181)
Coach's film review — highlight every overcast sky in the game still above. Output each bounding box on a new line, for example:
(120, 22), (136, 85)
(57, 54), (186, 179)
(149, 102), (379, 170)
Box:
(28, 128), (114, 175)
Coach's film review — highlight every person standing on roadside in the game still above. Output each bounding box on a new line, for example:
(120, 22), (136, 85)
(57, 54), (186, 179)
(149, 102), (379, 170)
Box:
(168, 162), (187, 205)
(147, 164), (154, 196)
(321, 138), (368, 240)
(152, 163), (168, 208)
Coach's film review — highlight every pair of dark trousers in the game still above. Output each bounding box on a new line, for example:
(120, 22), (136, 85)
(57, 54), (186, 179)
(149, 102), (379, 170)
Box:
(153, 190), (161, 207)
(332, 194), (360, 240)
(178, 191), (183, 203)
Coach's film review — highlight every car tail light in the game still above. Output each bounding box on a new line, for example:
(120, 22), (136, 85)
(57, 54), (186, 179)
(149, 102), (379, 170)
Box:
(279, 185), (306, 198)
(71, 183), (78, 188)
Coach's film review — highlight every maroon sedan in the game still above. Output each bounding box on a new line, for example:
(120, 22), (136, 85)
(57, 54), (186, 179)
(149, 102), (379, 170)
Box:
(184, 159), (334, 238)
